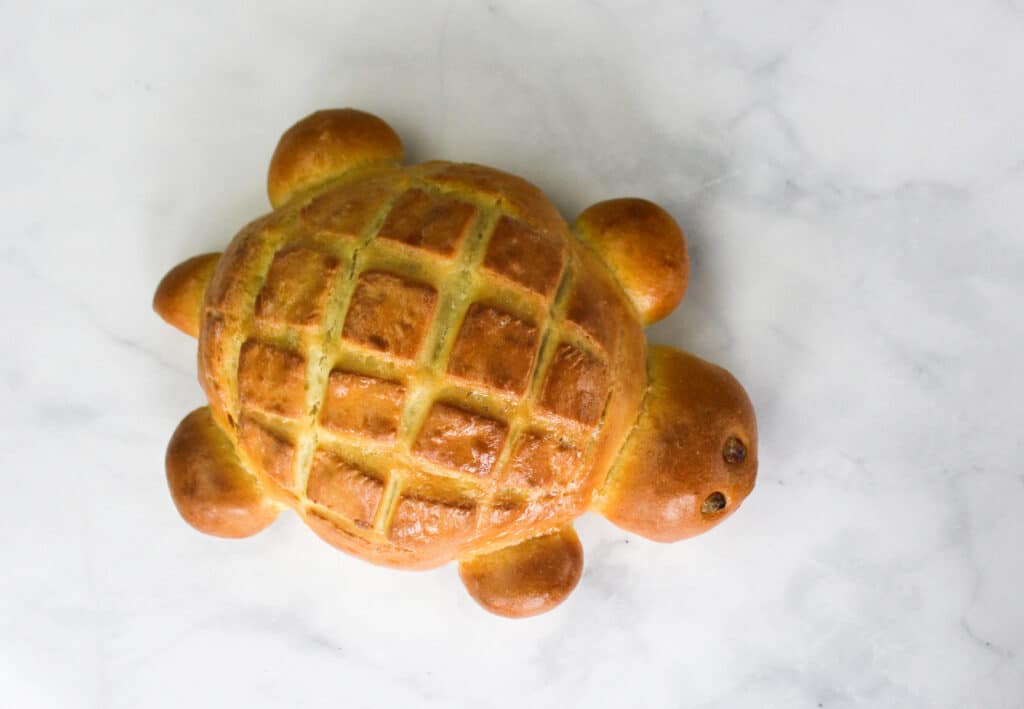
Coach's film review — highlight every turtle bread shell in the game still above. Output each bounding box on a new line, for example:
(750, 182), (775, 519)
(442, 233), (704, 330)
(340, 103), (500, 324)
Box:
(196, 161), (646, 569)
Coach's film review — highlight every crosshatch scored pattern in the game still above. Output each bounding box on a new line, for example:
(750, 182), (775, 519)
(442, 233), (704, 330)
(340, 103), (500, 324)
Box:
(202, 167), (630, 562)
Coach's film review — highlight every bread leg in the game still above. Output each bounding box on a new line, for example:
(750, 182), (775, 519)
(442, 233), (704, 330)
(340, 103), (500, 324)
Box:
(166, 407), (280, 538)
(153, 253), (220, 337)
(573, 198), (688, 325)
(266, 109), (404, 208)
(458, 526), (583, 618)
(596, 346), (758, 542)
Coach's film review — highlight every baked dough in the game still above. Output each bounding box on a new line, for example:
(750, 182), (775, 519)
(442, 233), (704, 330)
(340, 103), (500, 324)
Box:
(154, 109), (758, 617)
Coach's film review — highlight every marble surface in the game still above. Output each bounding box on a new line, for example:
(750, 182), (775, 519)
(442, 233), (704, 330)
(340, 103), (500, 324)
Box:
(3, 1), (1023, 707)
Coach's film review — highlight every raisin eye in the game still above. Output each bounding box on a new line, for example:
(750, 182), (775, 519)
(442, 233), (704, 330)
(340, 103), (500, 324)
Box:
(702, 492), (727, 514)
(723, 437), (746, 464)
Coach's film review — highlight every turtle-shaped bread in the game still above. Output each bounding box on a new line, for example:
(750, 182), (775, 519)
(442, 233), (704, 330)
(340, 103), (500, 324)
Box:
(154, 109), (758, 618)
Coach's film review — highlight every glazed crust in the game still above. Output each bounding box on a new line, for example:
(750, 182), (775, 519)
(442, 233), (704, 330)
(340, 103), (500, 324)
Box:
(267, 109), (404, 208)
(166, 407), (280, 538)
(153, 253), (221, 337)
(459, 526), (583, 618)
(597, 346), (758, 542)
(573, 198), (688, 325)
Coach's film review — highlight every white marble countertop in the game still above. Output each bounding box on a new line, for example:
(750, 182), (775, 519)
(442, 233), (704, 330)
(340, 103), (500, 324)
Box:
(4, 2), (1023, 707)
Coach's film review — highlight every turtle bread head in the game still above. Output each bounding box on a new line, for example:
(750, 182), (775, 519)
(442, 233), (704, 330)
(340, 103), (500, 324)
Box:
(596, 346), (758, 542)
(153, 109), (758, 617)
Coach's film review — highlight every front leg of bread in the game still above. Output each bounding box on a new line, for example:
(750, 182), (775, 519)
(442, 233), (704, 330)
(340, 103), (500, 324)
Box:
(166, 407), (280, 538)
(458, 526), (584, 618)
(267, 108), (404, 207)
(573, 198), (689, 325)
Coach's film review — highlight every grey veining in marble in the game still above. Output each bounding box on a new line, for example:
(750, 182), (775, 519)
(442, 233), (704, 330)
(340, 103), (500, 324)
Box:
(2, 1), (1022, 707)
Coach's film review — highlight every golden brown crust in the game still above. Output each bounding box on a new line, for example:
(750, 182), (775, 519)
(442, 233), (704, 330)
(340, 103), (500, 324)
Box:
(303, 508), (427, 569)
(412, 403), (508, 477)
(446, 304), (539, 394)
(236, 415), (298, 490)
(341, 271), (438, 360)
(237, 341), (307, 418)
(204, 214), (279, 316)
(458, 526), (583, 618)
(563, 241), (649, 516)
(255, 245), (341, 329)
(306, 449), (384, 530)
(538, 343), (611, 426)
(320, 370), (405, 440)
(482, 216), (566, 297)
(573, 198), (688, 325)
(300, 174), (397, 237)
(153, 253), (221, 337)
(597, 346), (758, 542)
(165, 407), (279, 538)
(378, 188), (478, 257)
(565, 262), (622, 355)
(196, 314), (228, 416)
(267, 109), (403, 208)
(388, 493), (476, 560)
(503, 431), (581, 489)
(424, 163), (567, 238)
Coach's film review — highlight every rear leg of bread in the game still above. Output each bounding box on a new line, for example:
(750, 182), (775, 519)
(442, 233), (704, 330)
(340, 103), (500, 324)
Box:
(596, 346), (758, 542)
(166, 407), (280, 538)
(458, 526), (583, 618)
(153, 252), (221, 337)
(573, 198), (688, 325)
(266, 108), (404, 208)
